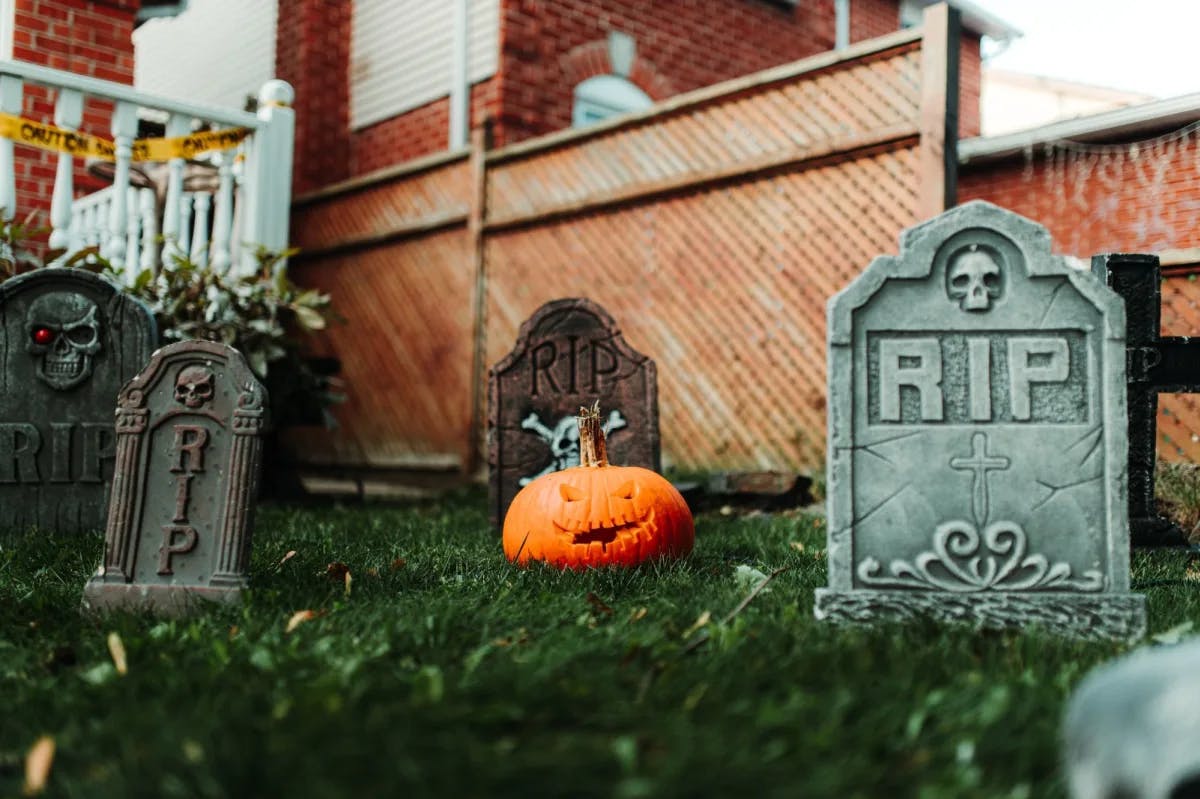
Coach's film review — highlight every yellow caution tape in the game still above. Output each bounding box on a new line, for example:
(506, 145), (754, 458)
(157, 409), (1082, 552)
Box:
(0, 112), (251, 162)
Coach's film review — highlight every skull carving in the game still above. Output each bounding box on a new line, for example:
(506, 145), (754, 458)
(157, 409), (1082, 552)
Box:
(947, 246), (1002, 312)
(174, 365), (215, 408)
(25, 292), (102, 390)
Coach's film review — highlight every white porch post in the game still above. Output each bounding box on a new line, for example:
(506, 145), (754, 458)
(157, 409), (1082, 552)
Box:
(106, 101), (138, 280)
(0, 74), (21, 223)
(239, 79), (294, 276)
(49, 88), (83, 257)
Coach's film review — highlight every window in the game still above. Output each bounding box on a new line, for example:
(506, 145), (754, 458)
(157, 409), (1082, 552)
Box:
(572, 74), (652, 128)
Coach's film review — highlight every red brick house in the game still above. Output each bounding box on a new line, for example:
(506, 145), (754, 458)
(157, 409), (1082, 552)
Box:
(8, 0), (1009, 226)
(12, 0), (1200, 472)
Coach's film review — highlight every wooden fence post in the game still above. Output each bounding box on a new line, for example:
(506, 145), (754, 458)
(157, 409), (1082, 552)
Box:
(465, 124), (490, 476)
(917, 2), (960, 219)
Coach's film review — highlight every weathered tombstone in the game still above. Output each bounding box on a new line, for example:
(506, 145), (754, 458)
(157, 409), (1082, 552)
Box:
(82, 340), (268, 613)
(0, 268), (157, 533)
(815, 201), (1145, 639)
(489, 298), (659, 526)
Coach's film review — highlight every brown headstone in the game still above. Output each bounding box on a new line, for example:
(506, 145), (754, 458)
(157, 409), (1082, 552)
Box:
(82, 340), (268, 614)
(488, 298), (659, 526)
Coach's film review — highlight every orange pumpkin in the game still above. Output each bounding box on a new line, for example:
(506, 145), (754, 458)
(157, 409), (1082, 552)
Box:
(502, 403), (694, 568)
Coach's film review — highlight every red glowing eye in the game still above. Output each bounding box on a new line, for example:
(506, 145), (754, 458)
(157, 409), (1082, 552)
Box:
(32, 327), (53, 346)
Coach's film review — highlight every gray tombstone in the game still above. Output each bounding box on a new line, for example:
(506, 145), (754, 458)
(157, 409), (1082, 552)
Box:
(488, 298), (659, 526)
(814, 201), (1145, 640)
(83, 340), (268, 614)
(0, 268), (157, 533)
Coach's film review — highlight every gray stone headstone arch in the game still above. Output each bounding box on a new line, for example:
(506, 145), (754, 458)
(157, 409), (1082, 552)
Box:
(816, 201), (1144, 639)
(0, 268), (157, 533)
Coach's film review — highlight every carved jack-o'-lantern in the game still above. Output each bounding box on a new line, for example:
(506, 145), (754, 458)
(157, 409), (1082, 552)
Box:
(502, 403), (694, 569)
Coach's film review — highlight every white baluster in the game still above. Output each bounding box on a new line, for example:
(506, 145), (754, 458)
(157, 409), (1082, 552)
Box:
(210, 150), (235, 273)
(178, 192), (193, 260)
(139, 187), (157, 273)
(190, 191), (210, 265)
(106, 101), (138, 281)
(96, 199), (109, 253)
(240, 79), (294, 275)
(0, 75), (24, 223)
(82, 202), (97, 248)
(67, 207), (83, 252)
(125, 187), (141, 273)
(229, 147), (245, 268)
(48, 88), (83, 261)
(160, 113), (190, 266)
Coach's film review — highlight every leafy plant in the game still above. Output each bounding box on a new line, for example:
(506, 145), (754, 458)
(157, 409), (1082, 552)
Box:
(114, 247), (343, 428)
(0, 214), (342, 428)
(0, 209), (49, 278)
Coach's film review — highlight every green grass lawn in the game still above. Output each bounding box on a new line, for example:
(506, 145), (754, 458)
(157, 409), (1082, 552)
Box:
(2, 489), (1199, 798)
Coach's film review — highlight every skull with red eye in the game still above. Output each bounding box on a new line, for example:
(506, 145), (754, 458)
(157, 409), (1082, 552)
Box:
(25, 292), (102, 390)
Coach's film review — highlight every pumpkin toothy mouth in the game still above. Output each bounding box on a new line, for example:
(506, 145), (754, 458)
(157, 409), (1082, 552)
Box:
(554, 520), (639, 548)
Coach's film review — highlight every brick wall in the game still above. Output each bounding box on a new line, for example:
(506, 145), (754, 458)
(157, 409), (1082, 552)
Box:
(283, 0), (851, 194)
(280, 0), (991, 199)
(959, 133), (1200, 255)
(350, 79), (500, 176)
(492, 0), (839, 145)
(275, 0), (351, 196)
(958, 33), (980, 138)
(851, 0), (899, 41)
(10, 0), (139, 227)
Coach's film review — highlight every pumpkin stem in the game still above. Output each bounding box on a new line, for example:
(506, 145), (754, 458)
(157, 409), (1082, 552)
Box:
(578, 400), (609, 468)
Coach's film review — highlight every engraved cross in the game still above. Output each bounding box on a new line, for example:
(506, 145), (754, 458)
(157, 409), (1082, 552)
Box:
(950, 432), (1010, 526)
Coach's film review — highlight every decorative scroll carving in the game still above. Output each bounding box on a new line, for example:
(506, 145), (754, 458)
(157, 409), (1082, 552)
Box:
(857, 520), (1104, 593)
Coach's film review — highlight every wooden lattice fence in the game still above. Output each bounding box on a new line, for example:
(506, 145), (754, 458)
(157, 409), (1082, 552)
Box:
(285, 14), (958, 485)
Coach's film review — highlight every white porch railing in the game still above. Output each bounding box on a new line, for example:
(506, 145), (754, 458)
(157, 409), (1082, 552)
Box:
(0, 60), (294, 281)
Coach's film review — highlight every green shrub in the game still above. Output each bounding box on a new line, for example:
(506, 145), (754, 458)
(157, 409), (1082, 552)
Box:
(0, 216), (341, 429)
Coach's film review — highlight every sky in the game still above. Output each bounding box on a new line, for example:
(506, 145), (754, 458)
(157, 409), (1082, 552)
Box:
(968, 0), (1200, 99)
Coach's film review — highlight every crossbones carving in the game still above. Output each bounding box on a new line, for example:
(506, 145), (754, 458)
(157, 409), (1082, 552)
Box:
(518, 409), (627, 485)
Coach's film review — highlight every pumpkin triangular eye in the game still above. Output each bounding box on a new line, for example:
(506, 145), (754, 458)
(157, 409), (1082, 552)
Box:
(614, 481), (636, 500)
(559, 483), (586, 502)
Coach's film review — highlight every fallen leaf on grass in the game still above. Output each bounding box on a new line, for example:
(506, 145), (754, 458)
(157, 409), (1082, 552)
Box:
(789, 541), (806, 553)
(106, 632), (127, 676)
(628, 607), (648, 624)
(285, 610), (320, 633)
(682, 610), (712, 639)
(734, 564), (771, 591)
(391, 557), (407, 571)
(277, 550), (297, 569)
(325, 562), (350, 581)
(23, 735), (54, 796)
(1152, 620), (1195, 645)
(586, 592), (614, 617)
(344, 571), (353, 598)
